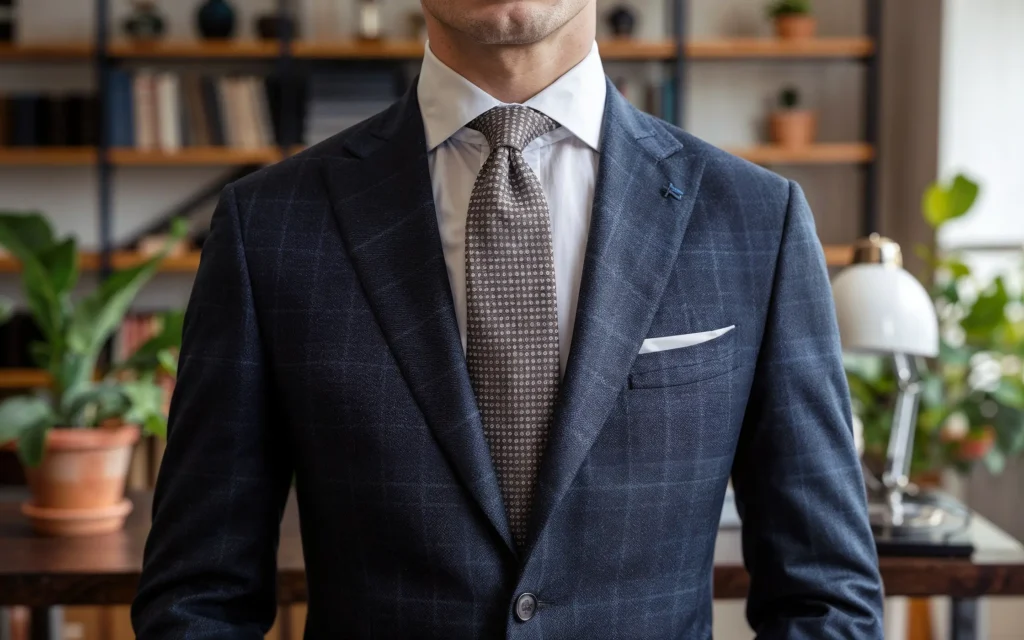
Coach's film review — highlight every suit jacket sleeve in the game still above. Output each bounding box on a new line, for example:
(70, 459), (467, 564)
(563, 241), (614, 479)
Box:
(132, 185), (293, 639)
(732, 180), (884, 639)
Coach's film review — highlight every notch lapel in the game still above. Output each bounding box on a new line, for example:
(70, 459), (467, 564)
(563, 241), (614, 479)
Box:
(320, 88), (516, 554)
(527, 84), (707, 554)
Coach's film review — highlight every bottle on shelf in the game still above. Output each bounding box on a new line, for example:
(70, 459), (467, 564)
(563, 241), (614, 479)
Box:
(0, 0), (16, 42)
(357, 0), (381, 40)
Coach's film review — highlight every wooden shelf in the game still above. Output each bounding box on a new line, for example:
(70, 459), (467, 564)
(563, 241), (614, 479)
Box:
(0, 42), (92, 61)
(108, 40), (280, 59)
(0, 369), (52, 389)
(0, 251), (202, 274)
(0, 148), (96, 166)
(823, 244), (854, 266)
(109, 147), (282, 166)
(688, 37), (874, 59)
(729, 143), (875, 165)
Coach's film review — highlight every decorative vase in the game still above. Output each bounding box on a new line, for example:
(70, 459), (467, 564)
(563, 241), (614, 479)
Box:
(606, 6), (636, 38)
(770, 109), (817, 147)
(21, 425), (140, 537)
(774, 14), (817, 40)
(255, 13), (297, 40)
(123, 1), (166, 43)
(197, 0), (236, 40)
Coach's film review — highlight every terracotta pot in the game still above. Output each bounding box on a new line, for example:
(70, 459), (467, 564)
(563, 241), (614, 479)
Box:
(774, 14), (817, 40)
(770, 110), (817, 147)
(21, 425), (140, 536)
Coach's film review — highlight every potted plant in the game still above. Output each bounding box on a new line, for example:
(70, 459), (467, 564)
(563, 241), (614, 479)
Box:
(0, 213), (185, 536)
(847, 175), (1024, 482)
(770, 86), (816, 147)
(766, 0), (816, 40)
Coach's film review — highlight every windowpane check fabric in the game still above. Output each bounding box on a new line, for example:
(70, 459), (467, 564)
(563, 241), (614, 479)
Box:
(465, 105), (561, 547)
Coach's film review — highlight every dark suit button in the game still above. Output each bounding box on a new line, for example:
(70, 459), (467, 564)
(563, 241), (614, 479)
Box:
(514, 593), (538, 622)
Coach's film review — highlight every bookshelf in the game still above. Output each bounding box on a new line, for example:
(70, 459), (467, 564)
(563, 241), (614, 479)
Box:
(0, 251), (202, 273)
(731, 143), (875, 165)
(0, 148), (97, 166)
(0, 37), (873, 62)
(0, 42), (92, 60)
(109, 40), (280, 59)
(110, 147), (283, 166)
(0, 369), (52, 389)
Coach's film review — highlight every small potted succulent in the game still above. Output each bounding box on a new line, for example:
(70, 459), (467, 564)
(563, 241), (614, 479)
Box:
(770, 86), (816, 147)
(0, 213), (185, 536)
(766, 0), (816, 40)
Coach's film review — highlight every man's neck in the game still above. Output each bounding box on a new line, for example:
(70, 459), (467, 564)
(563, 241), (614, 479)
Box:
(425, 11), (595, 104)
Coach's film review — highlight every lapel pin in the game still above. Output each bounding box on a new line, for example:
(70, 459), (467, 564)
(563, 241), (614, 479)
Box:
(661, 183), (684, 201)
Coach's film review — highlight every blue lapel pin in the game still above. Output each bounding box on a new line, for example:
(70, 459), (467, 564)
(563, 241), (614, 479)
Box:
(661, 183), (684, 200)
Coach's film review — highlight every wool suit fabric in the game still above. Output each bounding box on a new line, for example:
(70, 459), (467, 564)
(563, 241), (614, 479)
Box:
(132, 80), (884, 639)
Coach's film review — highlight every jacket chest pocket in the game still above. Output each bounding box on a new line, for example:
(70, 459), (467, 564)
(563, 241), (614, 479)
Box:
(628, 327), (739, 389)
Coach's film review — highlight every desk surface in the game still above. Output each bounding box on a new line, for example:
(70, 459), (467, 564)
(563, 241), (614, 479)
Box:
(2, 491), (1024, 606)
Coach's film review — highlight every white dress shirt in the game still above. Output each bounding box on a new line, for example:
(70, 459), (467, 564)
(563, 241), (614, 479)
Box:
(417, 42), (607, 373)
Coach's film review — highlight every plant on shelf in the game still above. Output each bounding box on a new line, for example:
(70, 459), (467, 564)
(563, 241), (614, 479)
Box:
(0, 212), (186, 536)
(846, 174), (1024, 481)
(769, 86), (817, 148)
(766, 0), (817, 40)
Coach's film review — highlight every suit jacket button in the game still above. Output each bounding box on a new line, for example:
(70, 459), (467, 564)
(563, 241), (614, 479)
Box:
(515, 593), (538, 622)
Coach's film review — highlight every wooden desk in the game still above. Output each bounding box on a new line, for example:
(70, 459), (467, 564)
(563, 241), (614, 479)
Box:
(2, 491), (1023, 639)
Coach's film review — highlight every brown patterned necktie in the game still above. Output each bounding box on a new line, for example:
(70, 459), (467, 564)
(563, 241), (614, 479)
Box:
(464, 105), (561, 548)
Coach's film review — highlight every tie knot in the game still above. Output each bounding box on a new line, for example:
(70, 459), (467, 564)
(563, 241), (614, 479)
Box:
(467, 106), (560, 152)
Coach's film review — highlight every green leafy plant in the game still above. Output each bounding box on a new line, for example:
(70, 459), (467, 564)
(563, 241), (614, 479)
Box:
(0, 213), (187, 466)
(846, 175), (1024, 477)
(767, 0), (811, 18)
(779, 87), (801, 110)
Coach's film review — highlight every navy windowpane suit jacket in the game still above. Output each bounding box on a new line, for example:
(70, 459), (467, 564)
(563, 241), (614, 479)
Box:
(132, 81), (884, 639)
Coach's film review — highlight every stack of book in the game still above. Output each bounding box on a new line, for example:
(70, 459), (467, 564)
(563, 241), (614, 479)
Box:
(305, 70), (399, 145)
(108, 70), (281, 151)
(0, 93), (98, 147)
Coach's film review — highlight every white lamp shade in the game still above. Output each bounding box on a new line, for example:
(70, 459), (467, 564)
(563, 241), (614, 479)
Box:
(831, 263), (939, 357)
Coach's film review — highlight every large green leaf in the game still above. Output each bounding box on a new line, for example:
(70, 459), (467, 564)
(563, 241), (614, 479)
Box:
(67, 221), (187, 356)
(0, 396), (55, 444)
(923, 175), (981, 228)
(60, 381), (129, 427)
(39, 238), (78, 295)
(0, 297), (13, 326)
(121, 379), (167, 437)
(962, 277), (1009, 339)
(0, 214), (63, 342)
(17, 421), (50, 467)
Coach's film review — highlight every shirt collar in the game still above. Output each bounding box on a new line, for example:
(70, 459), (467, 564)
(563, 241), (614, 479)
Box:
(417, 41), (606, 153)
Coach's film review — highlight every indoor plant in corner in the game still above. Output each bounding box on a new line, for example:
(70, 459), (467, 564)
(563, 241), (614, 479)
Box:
(0, 213), (185, 536)
(766, 0), (816, 40)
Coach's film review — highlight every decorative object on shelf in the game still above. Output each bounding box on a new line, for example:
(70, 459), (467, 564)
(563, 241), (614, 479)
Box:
(123, 1), (167, 43)
(766, 0), (816, 40)
(769, 86), (816, 147)
(606, 5), (637, 38)
(357, 0), (381, 40)
(0, 213), (187, 537)
(407, 11), (426, 42)
(196, 0), (236, 40)
(255, 12), (297, 40)
(0, 0), (16, 43)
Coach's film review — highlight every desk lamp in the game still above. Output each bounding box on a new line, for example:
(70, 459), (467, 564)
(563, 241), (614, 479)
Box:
(832, 235), (970, 549)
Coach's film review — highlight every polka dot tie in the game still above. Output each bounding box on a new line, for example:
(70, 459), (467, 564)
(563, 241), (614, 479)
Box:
(465, 105), (561, 548)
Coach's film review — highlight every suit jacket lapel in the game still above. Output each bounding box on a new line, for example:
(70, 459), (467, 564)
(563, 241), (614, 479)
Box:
(320, 87), (516, 554)
(527, 84), (707, 555)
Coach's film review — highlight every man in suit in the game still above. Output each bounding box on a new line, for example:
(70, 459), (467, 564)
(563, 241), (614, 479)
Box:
(132, 0), (884, 634)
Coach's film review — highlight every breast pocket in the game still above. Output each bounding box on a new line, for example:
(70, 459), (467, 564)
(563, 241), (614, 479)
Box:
(628, 327), (739, 389)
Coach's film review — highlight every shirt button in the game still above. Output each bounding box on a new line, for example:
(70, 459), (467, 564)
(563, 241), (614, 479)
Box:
(514, 593), (538, 622)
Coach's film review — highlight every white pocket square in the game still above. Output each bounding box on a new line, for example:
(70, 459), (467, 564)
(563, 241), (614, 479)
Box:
(638, 325), (736, 355)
